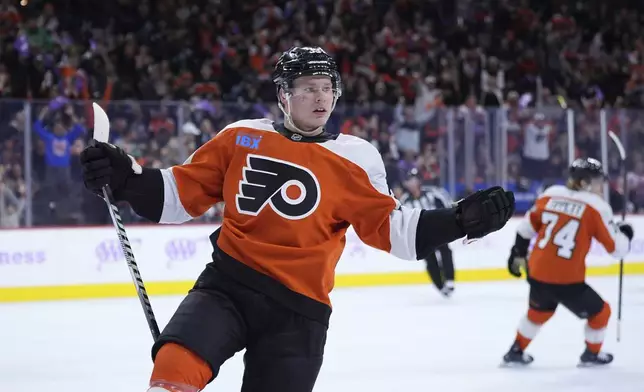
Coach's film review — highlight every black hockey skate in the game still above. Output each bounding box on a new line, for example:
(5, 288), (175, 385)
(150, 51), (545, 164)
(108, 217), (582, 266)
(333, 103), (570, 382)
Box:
(578, 349), (613, 367)
(501, 341), (534, 367)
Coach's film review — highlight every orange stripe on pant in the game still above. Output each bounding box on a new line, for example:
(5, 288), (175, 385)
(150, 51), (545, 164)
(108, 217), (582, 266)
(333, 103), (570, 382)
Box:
(149, 343), (212, 392)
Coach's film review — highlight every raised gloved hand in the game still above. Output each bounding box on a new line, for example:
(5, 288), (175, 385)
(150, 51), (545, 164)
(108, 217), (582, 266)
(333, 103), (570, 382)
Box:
(455, 186), (515, 241)
(79, 141), (141, 199)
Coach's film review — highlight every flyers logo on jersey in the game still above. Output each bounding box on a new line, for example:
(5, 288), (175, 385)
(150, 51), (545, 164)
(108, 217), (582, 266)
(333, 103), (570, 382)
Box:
(235, 154), (321, 220)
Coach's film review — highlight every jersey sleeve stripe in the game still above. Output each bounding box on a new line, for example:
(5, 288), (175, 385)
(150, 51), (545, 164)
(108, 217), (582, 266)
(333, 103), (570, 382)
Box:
(390, 204), (421, 260)
(159, 168), (193, 224)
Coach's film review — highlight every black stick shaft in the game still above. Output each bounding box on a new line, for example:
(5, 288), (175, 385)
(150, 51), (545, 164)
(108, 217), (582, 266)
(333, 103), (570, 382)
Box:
(617, 153), (627, 342)
(101, 185), (160, 340)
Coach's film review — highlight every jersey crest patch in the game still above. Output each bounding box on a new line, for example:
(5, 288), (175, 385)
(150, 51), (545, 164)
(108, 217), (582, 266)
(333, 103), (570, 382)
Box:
(235, 154), (321, 220)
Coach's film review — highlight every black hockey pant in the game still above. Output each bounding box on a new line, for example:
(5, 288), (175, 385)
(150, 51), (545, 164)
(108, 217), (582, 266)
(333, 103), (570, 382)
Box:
(151, 265), (326, 391)
(424, 244), (454, 290)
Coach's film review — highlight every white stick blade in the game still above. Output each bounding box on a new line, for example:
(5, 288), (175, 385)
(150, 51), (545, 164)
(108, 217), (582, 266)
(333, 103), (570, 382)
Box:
(608, 131), (626, 161)
(92, 102), (110, 143)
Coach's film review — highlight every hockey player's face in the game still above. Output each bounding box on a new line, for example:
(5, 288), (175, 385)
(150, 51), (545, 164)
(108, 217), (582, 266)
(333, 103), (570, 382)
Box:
(288, 76), (335, 131)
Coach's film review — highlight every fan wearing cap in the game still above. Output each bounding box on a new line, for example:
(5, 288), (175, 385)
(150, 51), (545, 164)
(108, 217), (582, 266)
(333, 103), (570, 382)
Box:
(79, 46), (516, 392)
(503, 158), (633, 367)
(400, 168), (456, 297)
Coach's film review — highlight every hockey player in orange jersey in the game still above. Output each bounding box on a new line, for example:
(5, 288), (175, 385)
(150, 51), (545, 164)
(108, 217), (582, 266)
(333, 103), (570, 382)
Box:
(503, 158), (633, 367)
(80, 47), (515, 392)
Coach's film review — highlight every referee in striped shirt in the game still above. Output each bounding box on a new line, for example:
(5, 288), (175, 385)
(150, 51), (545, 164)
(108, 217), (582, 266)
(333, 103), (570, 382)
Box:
(400, 168), (456, 297)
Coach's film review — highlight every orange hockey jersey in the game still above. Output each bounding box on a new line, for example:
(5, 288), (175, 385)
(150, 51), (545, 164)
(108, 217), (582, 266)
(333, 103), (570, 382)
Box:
(156, 119), (421, 316)
(517, 185), (630, 284)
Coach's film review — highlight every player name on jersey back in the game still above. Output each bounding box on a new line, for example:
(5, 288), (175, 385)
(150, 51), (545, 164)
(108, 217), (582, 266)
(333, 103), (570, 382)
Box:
(544, 198), (586, 220)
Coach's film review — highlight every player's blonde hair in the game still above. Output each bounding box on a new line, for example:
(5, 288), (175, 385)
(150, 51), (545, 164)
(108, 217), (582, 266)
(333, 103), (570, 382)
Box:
(566, 178), (588, 191)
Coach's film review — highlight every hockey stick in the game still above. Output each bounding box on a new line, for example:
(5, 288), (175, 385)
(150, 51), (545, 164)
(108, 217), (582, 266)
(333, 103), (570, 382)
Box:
(607, 130), (626, 342)
(91, 103), (160, 341)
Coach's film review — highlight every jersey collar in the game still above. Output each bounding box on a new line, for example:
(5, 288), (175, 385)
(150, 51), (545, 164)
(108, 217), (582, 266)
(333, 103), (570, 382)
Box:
(272, 122), (339, 143)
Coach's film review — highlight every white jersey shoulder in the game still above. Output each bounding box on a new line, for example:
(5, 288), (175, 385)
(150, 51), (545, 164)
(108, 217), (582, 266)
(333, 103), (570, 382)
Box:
(319, 134), (389, 196)
(540, 185), (613, 218)
(517, 184), (616, 240)
(221, 118), (277, 133)
(320, 133), (420, 261)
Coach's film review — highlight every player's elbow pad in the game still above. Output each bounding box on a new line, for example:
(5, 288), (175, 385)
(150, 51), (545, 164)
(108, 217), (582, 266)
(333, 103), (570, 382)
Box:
(119, 168), (164, 223)
(415, 207), (465, 260)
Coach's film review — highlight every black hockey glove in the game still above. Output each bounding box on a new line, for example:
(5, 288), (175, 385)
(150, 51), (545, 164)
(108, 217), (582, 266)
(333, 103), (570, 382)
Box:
(79, 140), (141, 200)
(507, 234), (530, 278)
(618, 222), (634, 241)
(455, 186), (515, 241)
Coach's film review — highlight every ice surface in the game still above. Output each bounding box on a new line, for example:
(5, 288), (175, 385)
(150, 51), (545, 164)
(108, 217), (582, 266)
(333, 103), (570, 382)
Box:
(2, 276), (642, 391)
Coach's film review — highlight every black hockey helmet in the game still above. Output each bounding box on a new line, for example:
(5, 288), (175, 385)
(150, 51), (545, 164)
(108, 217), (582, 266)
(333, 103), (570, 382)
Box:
(568, 157), (606, 183)
(272, 46), (342, 96)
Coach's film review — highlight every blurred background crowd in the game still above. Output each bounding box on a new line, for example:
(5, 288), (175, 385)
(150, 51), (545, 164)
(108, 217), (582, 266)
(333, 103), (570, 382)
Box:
(2, 0), (644, 228)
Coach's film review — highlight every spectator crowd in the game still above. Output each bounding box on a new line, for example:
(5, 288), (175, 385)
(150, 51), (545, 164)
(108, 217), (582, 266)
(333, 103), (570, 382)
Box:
(2, 0), (644, 227)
